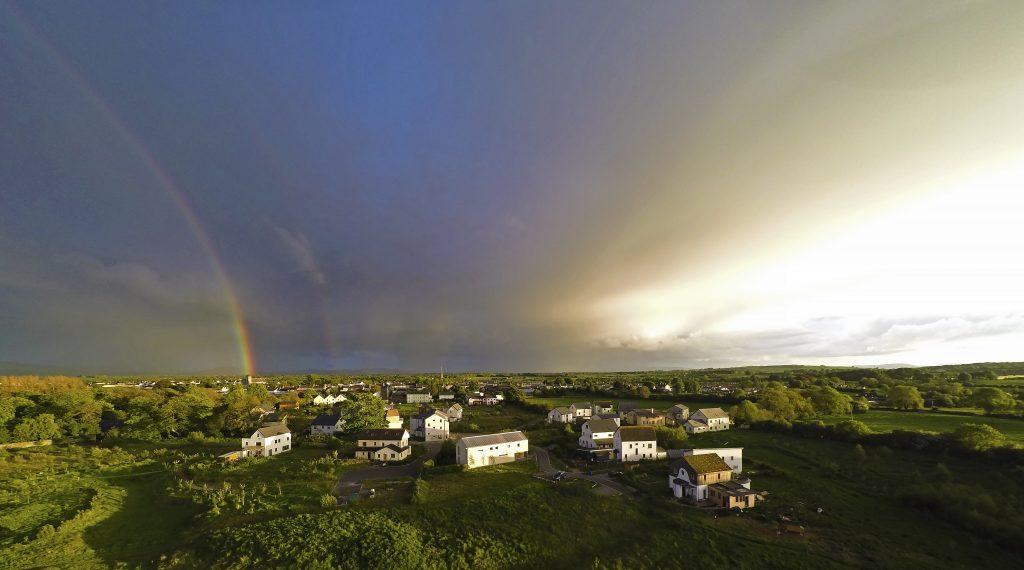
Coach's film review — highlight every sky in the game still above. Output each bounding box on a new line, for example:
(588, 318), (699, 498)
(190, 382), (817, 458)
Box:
(2, 1), (1024, 374)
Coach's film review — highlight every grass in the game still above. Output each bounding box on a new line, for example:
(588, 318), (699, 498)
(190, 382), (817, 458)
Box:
(453, 403), (543, 433)
(822, 410), (1024, 442)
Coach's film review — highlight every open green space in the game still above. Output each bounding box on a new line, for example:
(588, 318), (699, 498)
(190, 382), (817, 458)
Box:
(822, 410), (1024, 442)
(527, 395), (719, 411)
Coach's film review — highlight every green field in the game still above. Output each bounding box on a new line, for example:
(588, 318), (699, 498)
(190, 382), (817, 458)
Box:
(527, 395), (720, 411)
(823, 410), (1024, 442)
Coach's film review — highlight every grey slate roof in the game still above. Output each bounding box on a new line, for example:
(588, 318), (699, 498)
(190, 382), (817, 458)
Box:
(310, 413), (341, 426)
(357, 428), (408, 440)
(696, 407), (729, 419)
(459, 431), (527, 448)
(616, 426), (657, 442)
(256, 424), (290, 437)
(586, 418), (620, 434)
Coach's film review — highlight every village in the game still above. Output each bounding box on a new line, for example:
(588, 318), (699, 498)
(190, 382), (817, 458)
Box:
(212, 376), (761, 513)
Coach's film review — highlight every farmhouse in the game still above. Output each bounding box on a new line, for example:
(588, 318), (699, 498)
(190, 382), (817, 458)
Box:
(385, 408), (403, 429)
(579, 418), (619, 450)
(547, 406), (574, 424)
(309, 412), (344, 436)
(355, 428), (410, 461)
(614, 426), (658, 462)
(691, 408), (731, 431)
(411, 408), (450, 441)
(242, 423), (292, 457)
(569, 402), (593, 420)
(444, 403), (463, 421)
(456, 431), (529, 468)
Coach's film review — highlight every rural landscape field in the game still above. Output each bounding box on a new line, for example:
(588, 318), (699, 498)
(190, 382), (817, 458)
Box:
(1, 364), (1022, 569)
(4, 2), (1024, 568)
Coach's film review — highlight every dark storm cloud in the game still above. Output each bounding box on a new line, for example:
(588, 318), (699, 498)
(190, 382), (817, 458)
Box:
(2, 1), (1023, 372)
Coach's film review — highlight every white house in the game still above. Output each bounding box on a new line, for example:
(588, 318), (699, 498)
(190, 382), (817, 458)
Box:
(385, 408), (403, 429)
(679, 448), (743, 473)
(309, 412), (344, 436)
(613, 426), (658, 462)
(691, 408), (731, 431)
(411, 409), (449, 441)
(468, 395), (500, 406)
(456, 431), (529, 469)
(355, 428), (410, 460)
(547, 407), (574, 424)
(242, 424), (292, 457)
(683, 419), (709, 434)
(569, 402), (593, 420)
(444, 403), (463, 421)
(579, 418), (619, 450)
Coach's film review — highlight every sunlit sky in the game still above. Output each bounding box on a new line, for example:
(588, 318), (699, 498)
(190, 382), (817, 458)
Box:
(2, 1), (1023, 373)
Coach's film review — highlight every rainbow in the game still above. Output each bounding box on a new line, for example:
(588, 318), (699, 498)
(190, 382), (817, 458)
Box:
(10, 8), (256, 374)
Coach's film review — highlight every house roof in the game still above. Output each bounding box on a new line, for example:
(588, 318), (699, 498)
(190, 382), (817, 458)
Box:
(571, 402), (592, 408)
(710, 480), (756, 497)
(357, 428), (408, 440)
(617, 426), (657, 442)
(672, 453), (731, 476)
(446, 403), (463, 411)
(551, 406), (572, 415)
(586, 419), (620, 434)
(377, 444), (410, 454)
(685, 419), (707, 428)
(460, 431), (527, 448)
(594, 413), (619, 420)
(256, 424), (290, 437)
(667, 404), (689, 413)
(618, 401), (638, 412)
(385, 409), (401, 417)
(594, 401), (613, 407)
(631, 409), (664, 418)
(415, 408), (448, 420)
(310, 413), (342, 426)
(696, 407), (729, 419)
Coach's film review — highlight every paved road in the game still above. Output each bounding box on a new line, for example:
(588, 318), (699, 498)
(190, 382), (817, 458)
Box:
(334, 441), (442, 494)
(533, 447), (637, 497)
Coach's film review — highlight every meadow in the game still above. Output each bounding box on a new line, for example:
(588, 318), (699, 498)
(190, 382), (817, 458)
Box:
(821, 410), (1024, 442)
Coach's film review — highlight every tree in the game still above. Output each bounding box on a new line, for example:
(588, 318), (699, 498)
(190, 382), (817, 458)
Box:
(12, 413), (62, 441)
(832, 419), (871, 440)
(655, 426), (688, 449)
(435, 439), (457, 466)
(503, 385), (525, 404)
(341, 392), (387, 432)
(757, 384), (814, 421)
(887, 385), (924, 410)
(851, 396), (870, 414)
(971, 387), (1016, 414)
(247, 384), (271, 402)
(159, 387), (215, 437)
(807, 387), (853, 416)
(671, 380), (683, 395)
(731, 400), (771, 423)
(683, 379), (701, 394)
(638, 386), (651, 399)
(951, 423), (1006, 451)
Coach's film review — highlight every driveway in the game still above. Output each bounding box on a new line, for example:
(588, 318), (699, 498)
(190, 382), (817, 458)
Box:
(334, 441), (442, 494)
(533, 447), (637, 497)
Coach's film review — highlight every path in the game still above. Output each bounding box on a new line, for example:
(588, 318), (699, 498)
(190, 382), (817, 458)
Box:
(533, 447), (638, 497)
(334, 441), (442, 494)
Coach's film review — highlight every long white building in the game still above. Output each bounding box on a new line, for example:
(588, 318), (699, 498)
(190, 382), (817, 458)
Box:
(456, 431), (529, 468)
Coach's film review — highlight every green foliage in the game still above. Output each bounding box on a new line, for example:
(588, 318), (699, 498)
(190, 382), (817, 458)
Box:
(435, 439), (457, 466)
(201, 511), (434, 569)
(341, 392), (388, 433)
(951, 423), (1007, 451)
(806, 386), (853, 415)
(410, 478), (430, 505)
(654, 426), (688, 448)
(831, 419), (872, 440)
(887, 385), (925, 410)
(971, 387), (1017, 414)
(13, 413), (63, 441)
